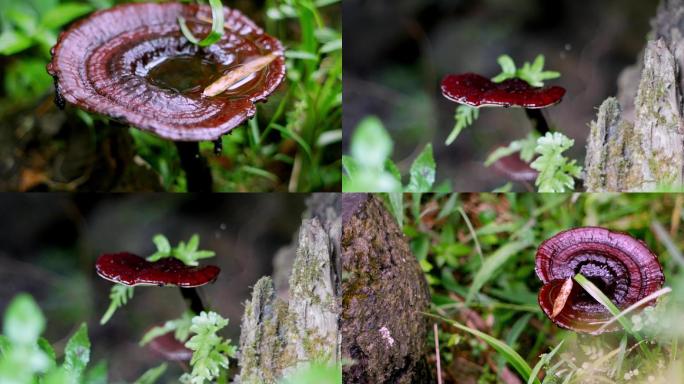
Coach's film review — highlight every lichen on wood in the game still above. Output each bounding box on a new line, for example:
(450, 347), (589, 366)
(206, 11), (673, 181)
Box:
(341, 194), (432, 384)
(236, 212), (340, 383)
(585, 38), (684, 191)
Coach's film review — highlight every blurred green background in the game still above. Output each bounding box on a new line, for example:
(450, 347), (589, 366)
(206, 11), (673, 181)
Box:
(344, 0), (659, 191)
(0, 193), (305, 382)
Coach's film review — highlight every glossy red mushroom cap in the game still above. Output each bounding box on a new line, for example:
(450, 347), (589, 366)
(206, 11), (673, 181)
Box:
(47, 3), (286, 141)
(96, 252), (220, 287)
(441, 73), (565, 109)
(535, 227), (664, 334)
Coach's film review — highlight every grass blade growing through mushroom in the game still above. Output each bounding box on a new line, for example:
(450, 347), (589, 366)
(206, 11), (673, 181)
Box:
(178, 0), (225, 47)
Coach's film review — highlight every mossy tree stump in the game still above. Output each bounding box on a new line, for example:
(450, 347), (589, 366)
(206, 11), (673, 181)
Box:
(236, 195), (341, 383)
(341, 194), (432, 384)
(585, 0), (684, 191)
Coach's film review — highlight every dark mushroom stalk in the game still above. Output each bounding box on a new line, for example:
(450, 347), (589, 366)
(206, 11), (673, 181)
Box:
(47, 3), (286, 192)
(95, 252), (220, 314)
(535, 227), (664, 334)
(441, 73), (565, 136)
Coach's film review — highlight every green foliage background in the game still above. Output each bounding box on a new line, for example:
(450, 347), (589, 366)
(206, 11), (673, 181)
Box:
(389, 193), (684, 383)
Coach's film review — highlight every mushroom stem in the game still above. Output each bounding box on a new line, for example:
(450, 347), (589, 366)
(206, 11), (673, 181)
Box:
(180, 287), (206, 314)
(525, 108), (551, 135)
(175, 142), (213, 192)
(213, 138), (223, 155)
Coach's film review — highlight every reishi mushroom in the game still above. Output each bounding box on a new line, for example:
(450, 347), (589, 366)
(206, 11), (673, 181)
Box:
(96, 252), (220, 314)
(535, 227), (664, 334)
(147, 330), (193, 363)
(441, 73), (565, 134)
(47, 2), (286, 191)
(488, 148), (538, 184)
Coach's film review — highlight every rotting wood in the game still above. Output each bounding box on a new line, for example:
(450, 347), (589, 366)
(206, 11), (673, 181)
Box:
(236, 195), (340, 384)
(341, 194), (433, 384)
(585, 0), (684, 192)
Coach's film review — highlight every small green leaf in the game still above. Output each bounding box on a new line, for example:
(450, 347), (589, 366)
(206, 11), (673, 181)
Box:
(187, 234), (199, 253)
(485, 133), (538, 167)
(133, 363), (167, 384)
(387, 193), (404, 228)
(63, 323), (90, 379)
(3, 294), (45, 345)
(385, 159), (401, 184)
(83, 360), (108, 384)
(38, 337), (56, 364)
(350, 116), (392, 168)
(446, 105), (479, 145)
(100, 285), (134, 325)
(153, 234), (171, 254)
(342, 155), (360, 179)
(405, 144), (435, 192)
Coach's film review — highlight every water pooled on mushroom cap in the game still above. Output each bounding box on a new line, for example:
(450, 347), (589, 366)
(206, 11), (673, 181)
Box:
(47, 3), (286, 142)
(441, 73), (566, 109)
(535, 227), (664, 334)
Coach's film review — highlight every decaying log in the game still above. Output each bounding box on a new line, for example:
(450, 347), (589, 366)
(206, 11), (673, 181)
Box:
(585, 0), (684, 191)
(236, 195), (341, 383)
(341, 194), (432, 384)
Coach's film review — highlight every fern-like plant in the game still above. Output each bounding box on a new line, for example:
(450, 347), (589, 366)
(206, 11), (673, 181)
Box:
(530, 132), (582, 192)
(180, 311), (237, 384)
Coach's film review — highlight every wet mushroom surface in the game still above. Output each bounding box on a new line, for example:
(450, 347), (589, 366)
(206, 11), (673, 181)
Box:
(96, 252), (220, 287)
(47, 2), (286, 142)
(535, 227), (665, 334)
(441, 73), (566, 109)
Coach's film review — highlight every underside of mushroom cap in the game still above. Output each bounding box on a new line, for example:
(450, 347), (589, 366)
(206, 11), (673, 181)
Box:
(96, 252), (220, 287)
(47, 2), (286, 141)
(147, 330), (193, 361)
(535, 227), (664, 334)
(441, 73), (565, 109)
(489, 147), (538, 182)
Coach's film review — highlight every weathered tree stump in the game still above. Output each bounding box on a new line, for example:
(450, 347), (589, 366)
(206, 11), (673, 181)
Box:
(585, 0), (684, 191)
(341, 194), (432, 384)
(236, 195), (341, 383)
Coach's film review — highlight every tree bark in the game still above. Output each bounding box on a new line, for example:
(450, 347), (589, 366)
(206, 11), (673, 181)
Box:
(236, 194), (341, 383)
(341, 194), (433, 384)
(585, 0), (684, 191)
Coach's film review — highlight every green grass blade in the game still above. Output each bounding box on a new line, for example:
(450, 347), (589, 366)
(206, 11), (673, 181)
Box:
(573, 273), (637, 338)
(465, 239), (532, 304)
(527, 340), (564, 384)
(426, 313), (537, 383)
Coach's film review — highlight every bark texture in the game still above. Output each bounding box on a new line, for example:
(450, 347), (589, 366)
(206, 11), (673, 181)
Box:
(585, 0), (684, 191)
(236, 194), (341, 383)
(341, 194), (432, 384)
